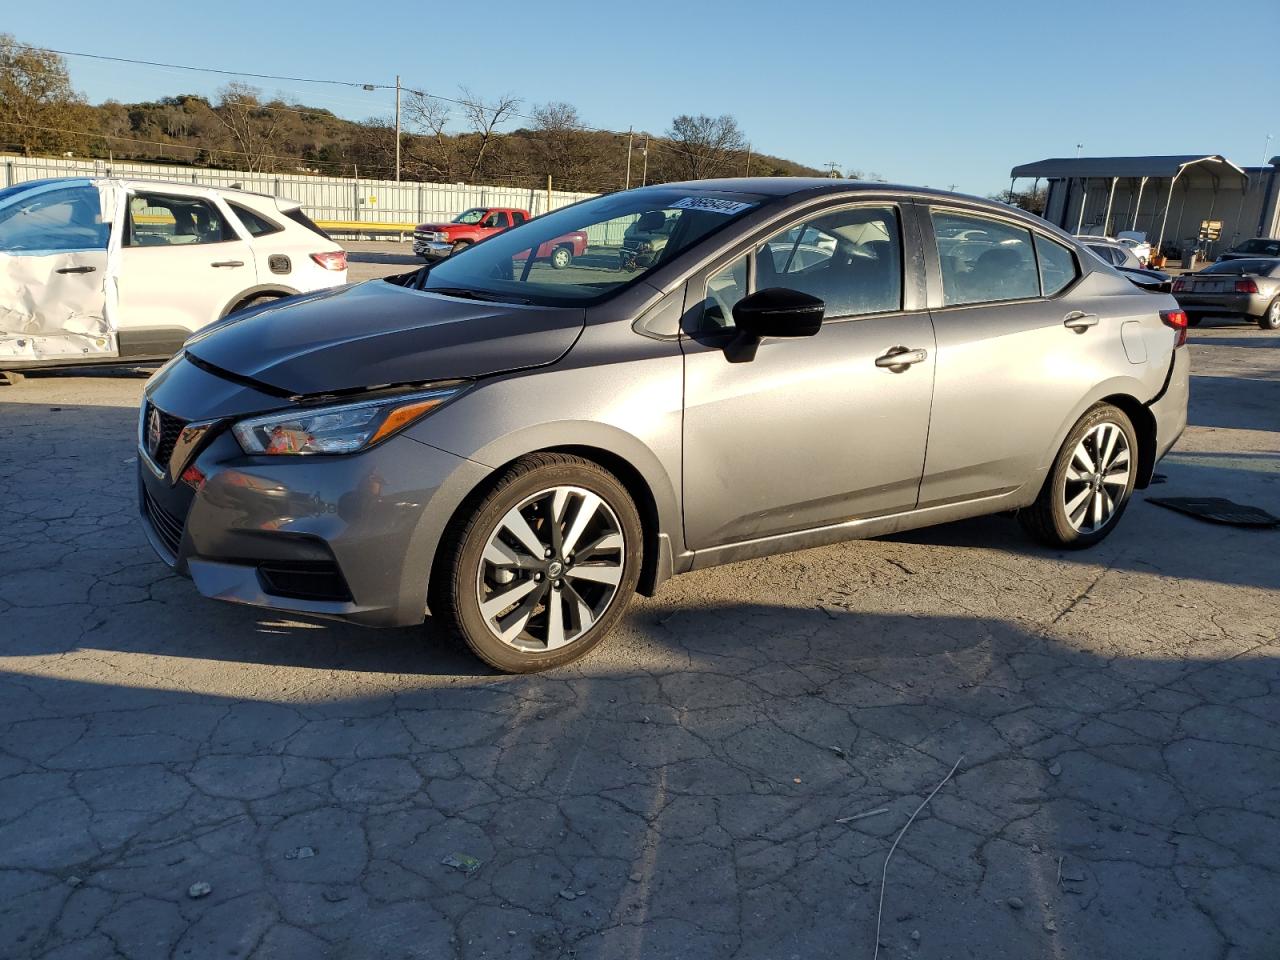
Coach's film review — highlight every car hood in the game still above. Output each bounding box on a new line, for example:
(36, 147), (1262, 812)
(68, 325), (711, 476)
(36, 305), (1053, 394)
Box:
(416, 223), (453, 232)
(184, 280), (585, 396)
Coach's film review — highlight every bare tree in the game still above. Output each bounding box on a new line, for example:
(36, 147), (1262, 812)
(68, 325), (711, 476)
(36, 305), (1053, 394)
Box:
(457, 87), (520, 181)
(991, 186), (1048, 216)
(214, 82), (280, 171)
(530, 101), (608, 191)
(664, 114), (746, 180)
(403, 93), (458, 181)
(0, 35), (88, 156)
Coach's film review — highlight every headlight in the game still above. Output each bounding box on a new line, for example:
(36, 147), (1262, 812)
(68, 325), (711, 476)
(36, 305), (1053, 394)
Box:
(232, 386), (462, 456)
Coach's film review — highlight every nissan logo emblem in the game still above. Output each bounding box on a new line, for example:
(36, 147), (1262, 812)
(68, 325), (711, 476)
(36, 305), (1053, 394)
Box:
(146, 408), (162, 457)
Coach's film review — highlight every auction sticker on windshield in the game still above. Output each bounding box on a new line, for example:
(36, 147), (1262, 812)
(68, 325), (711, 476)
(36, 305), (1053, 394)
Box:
(670, 197), (756, 216)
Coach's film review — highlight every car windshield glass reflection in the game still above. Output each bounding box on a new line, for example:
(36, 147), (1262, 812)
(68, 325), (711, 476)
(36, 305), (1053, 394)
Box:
(417, 189), (764, 306)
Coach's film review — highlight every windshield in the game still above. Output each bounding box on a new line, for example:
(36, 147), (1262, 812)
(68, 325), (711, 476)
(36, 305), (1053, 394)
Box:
(452, 208), (488, 224)
(1234, 239), (1280, 256)
(417, 188), (765, 306)
(1204, 258), (1278, 276)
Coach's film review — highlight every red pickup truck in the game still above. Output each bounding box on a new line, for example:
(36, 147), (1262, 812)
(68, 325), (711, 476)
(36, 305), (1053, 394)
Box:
(413, 206), (587, 268)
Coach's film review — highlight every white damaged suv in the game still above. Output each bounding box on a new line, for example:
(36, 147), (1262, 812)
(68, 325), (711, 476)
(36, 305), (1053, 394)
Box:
(0, 177), (347, 380)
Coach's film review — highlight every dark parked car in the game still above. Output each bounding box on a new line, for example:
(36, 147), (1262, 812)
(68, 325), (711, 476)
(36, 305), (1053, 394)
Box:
(1172, 258), (1280, 329)
(1216, 237), (1280, 262)
(137, 179), (1189, 672)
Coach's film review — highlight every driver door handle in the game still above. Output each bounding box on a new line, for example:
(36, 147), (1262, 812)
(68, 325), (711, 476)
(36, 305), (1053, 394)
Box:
(875, 347), (928, 369)
(1064, 311), (1099, 330)
(55, 265), (97, 274)
(210, 260), (245, 268)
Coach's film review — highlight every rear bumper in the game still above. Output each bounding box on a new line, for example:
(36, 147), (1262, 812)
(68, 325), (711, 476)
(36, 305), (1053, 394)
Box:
(1174, 291), (1269, 318)
(138, 430), (488, 627)
(1149, 347), (1190, 467)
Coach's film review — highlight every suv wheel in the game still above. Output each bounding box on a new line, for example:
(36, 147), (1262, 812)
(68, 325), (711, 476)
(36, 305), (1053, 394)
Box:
(433, 453), (643, 672)
(1260, 298), (1280, 331)
(1019, 403), (1138, 549)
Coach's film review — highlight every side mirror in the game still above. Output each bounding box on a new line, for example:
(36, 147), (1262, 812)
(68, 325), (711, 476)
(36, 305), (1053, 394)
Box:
(732, 287), (825, 338)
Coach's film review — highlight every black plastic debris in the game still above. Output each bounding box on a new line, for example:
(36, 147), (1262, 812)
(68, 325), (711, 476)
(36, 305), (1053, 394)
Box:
(1147, 497), (1280, 528)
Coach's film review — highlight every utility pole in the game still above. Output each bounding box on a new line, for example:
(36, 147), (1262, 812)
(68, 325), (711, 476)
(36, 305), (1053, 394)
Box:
(546, 174), (552, 214)
(394, 75), (402, 184)
(640, 138), (649, 186)
(625, 127), (634, 190)
(745, 143), (752, 176)
(825, 162), (840, 178)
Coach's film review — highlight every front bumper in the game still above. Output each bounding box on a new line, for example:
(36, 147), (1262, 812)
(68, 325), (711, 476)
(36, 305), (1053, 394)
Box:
(412, 239), (453, 259)
(137, 411), (487, 627)
(1173, 291), (1269, 318)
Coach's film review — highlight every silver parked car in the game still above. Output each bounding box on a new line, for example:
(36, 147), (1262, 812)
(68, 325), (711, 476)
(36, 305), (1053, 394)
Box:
(1172, 258), (1280, 329)
(137, 179), (1190, 671)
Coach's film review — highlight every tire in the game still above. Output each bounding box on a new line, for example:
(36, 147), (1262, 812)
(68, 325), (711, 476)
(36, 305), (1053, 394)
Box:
(1259, 298), (1280, 331)
(1019, 403), (1139, 550)
(432, 453), (643, 672)
(549, 245), (573, 270)
(450, 240), (472, 257)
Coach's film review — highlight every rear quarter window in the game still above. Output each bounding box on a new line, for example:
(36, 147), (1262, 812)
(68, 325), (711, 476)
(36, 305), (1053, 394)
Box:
(229, 202), (284, 238)
(284, 208), (332, 240)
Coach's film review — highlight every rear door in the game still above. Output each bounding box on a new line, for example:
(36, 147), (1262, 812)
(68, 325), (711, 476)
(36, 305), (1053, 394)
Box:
(918, 205), (1125, 506)
(681, 200), (936, 549)
(116, 189), (258, 356)
(0, 180), (115, 364)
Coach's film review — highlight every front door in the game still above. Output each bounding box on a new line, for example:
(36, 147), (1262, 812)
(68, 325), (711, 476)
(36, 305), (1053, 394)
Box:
(0, 180), (114, 364)
(116, 190), (257, 356)
(680, 202), (936, 550)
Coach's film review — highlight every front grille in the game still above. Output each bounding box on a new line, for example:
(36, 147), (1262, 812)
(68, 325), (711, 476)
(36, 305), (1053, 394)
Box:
(257, 561), (353, 602)
(144, 402), (186, 470)
(142, 487), (186, 556)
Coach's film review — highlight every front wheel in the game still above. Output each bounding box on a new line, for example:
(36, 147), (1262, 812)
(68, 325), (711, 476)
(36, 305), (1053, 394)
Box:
(432, 453), (643, 672)
(450, 240), (472, 257)
(1019, 403), (1138, 549)
(1259, 298), (1280, 331)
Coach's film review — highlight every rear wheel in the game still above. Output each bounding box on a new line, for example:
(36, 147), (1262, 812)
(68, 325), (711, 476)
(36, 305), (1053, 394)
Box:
(432, 453), (642, 672)
(550, 245), (573, 270)
(1019, 403), (1138, 549)
(1260, 298), (1280, 331)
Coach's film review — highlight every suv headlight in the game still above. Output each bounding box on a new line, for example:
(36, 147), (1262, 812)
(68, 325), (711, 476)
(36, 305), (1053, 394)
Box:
(232, 386), (463, 455)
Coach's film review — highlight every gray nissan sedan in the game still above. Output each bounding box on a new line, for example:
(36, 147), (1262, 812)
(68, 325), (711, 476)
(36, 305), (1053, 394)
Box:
(137, 179), (1189, 672)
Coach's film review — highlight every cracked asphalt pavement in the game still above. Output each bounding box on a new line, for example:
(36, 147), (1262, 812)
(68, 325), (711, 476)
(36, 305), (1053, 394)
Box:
(1, 316), (1277, 959)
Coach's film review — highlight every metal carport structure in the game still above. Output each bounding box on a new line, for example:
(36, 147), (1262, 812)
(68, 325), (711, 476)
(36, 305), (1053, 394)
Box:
(1009, 155), (1252, 255)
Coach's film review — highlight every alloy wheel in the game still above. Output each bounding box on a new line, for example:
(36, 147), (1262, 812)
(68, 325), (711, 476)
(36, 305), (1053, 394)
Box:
(475, 485), (625, 651)
(1062, 422), (1131, 533)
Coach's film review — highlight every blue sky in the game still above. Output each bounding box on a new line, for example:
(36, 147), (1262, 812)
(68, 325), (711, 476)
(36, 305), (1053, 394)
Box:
(9, 0), (1278, 193)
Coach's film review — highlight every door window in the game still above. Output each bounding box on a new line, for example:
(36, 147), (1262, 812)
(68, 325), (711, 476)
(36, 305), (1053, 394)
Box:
(0, 184), (108, 253)
(511, 211), (527, 225)
(1035, 235), (1079, 296)
(484, 211), (510, 229)
(757, 205), (902, 318)
(932, 210), (1039, 306)
(128, 193), (232, 246)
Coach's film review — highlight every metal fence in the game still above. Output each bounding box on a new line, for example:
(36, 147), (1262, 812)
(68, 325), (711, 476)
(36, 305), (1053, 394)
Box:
(1, 154), (599, 231)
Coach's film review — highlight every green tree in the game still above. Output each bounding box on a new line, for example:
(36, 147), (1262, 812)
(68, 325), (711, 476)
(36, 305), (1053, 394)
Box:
(0, 35), (88, 156)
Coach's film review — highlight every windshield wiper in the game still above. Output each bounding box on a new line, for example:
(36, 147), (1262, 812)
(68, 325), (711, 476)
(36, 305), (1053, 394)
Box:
(426, 286), (531, 305)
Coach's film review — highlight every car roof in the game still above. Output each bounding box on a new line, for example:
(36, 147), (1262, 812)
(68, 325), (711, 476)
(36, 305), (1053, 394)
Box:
(5, 175), (292, 204)
(643, 176), (998, 206)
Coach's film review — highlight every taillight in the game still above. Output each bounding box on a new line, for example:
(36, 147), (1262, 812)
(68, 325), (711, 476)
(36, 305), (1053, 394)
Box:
(1171, 278), (1187, 293)
(1235, 279), (1258, 294)
(310, 251), (347, 271)
(1161, 308), (1188, 348)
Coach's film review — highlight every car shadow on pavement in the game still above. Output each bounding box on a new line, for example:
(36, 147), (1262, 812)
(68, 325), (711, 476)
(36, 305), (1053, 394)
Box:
(0, 600), (1276, 960)
(1189, 335), (1280, 349)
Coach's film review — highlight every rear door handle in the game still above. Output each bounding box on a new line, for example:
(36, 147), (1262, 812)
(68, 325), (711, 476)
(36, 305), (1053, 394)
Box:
(1064, 311), (1100, 331)
(210, 260), (245, 268)
(55, 265), (97, 274)
(875, 347), (928, 369)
